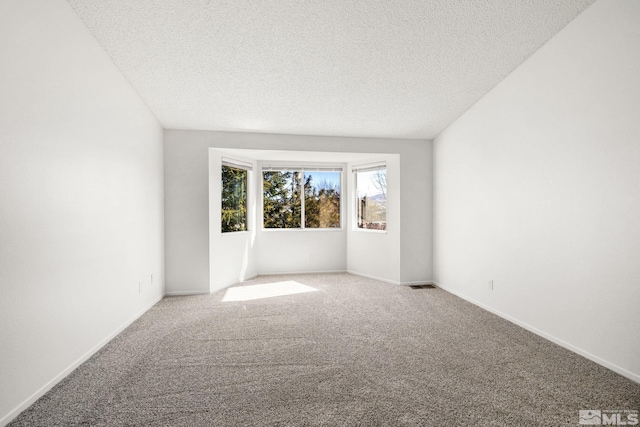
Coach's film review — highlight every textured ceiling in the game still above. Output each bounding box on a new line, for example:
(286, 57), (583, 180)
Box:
(67, 0), (595, 139)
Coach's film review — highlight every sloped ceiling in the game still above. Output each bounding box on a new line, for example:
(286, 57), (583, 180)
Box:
(67, 0), (595, 139)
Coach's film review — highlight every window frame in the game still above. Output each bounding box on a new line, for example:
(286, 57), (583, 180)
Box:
(261, 164), (344, 231)
(353, 162), (388, 233)
(220, 158), (252, 234)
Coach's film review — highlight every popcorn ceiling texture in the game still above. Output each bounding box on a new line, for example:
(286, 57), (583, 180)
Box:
(66, 0), (595, 139)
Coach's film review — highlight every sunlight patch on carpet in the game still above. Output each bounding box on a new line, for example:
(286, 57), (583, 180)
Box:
(222, 281), (319, 302)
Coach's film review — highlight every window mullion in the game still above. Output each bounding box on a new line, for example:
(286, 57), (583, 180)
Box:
(300, 170), (305, 229)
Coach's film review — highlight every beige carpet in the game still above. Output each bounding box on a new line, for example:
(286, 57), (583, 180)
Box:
(10, 273), (640, 426)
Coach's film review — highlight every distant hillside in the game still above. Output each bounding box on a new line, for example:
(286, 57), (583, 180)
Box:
(368, 193), (386, 203)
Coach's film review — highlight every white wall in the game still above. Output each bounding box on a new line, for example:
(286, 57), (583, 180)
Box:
(400, 148), (433, 284)
(433, 0), (640, 381)
(208, 150), (259, 292)
(347, 155), (402, 283)
(0, 0), (164, 424)
(257, 229), (347, 275)
(164, 130), (432, 293)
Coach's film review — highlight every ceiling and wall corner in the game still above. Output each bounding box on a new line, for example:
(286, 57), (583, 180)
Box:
(66, 0), (595, 140)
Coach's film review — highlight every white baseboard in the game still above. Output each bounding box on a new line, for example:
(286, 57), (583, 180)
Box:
(400, 279), (434, 286)
(256, 269), (347, 276)
(433, 281), (640, 384)
(213, 271), (431, 289)
(348, 270), (400, 284)
(0, 295), (164, 427)
(347, 270), (432, 286)
(165, 290), (210, 296)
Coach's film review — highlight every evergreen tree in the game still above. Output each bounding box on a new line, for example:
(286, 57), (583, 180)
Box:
(221, 165), (247, 232)
(263, 171), (301, 228)
(304, 175), (340, 228)
(263, 171), (340, 229)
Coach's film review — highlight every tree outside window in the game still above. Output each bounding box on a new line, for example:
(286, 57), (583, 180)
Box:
(304, 171), (340, 228)
(263, 170), (302, 228)
(263, 169), (341, 229)
(355, 167), (386, 230)
(221, 165), (248, 232)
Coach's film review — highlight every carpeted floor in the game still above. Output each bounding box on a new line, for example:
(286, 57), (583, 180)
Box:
(10, 273), (640, 426)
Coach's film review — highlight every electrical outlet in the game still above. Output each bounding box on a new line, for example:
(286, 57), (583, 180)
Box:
(489, 280), (494, 290)
(150, 274), (153, 284)
(139, 282), (142, 293)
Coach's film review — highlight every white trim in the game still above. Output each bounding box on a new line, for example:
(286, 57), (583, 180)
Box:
(400, 280), (435, 286)
(261, 166), (343, 172)
(300, 171), (305, 227)
(213, 271), (425, 287)
(347, 271), (433, 286)
(256, 269), (347, 276)
(433, 281), (640, 384)
(351, 161), (386, 173)
(0, 295), (164, 427)
(261, 227), (344, 232)
(348, 270), (401, 285)
(353, 165), (387, 232)
(221, 157), (253, 170)
(220, 230), (252, 237)
(352, 227), (387, 234)
(164, 290), (210, 296)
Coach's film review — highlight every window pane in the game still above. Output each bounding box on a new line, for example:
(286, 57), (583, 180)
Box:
(221, 165), (247, 232)
(304, 171), (341, 228)
(356, 168), (386, 230)
(263, 171), (302, 228)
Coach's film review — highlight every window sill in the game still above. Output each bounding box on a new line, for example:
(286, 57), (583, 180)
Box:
(220, 230), (251, 236)
(352, 228), (388, 234)
(261, 227), (344, 232)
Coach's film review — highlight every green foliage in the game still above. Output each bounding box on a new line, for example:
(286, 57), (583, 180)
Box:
(263, 171), (302, 228)
(263, 171), (340, 229)
(304, 175), (340, 228)
(221, 165), (247, 232)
